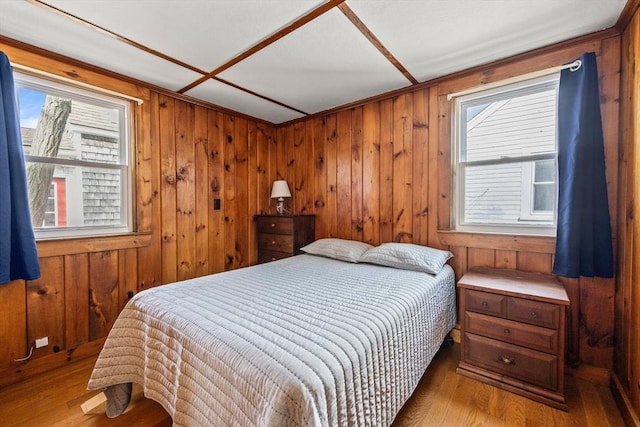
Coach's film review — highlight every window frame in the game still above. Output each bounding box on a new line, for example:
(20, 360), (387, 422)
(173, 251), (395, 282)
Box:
(15, 71), (134, 239)
(452, 74), (559, 236)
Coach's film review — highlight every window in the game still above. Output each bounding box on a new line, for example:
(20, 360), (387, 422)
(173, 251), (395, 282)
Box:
(453, 75), (558, 235)
(15, 72), (132, 239)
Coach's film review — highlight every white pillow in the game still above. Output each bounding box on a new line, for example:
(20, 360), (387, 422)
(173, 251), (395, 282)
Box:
(300, 238), (374, 263)
(359, 242), (453, 274)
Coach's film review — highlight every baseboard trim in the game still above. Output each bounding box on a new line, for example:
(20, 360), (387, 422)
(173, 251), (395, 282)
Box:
(611, 371), (640, 427)
(565, 364), (610, 386)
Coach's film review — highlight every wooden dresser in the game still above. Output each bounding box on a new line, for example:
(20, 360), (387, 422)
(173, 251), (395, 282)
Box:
(254, 214), (315, 264)
(456, 267), (570, 410)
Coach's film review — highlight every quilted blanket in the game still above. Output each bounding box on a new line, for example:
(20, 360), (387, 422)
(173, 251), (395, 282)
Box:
(88, 254), (456, 426)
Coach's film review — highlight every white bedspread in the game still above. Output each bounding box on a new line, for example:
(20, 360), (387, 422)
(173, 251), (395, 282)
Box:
(88, 254), (456, 426)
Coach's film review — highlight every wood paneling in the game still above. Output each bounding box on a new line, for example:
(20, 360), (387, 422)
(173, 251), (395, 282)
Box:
(0, 281), (27, 366)
(27, 257), (65, 359)
(64, 254), (89, 349)
(159, 95), (178, 284)
(175, 101), (196, 281)
(223, 114), (238, 269)
(615, 2), (640, 421)
(88, 251), (119, 341)
(194, 106), (210, 276)
(136, 92), (162, 291)
(207, 110), (226, 274)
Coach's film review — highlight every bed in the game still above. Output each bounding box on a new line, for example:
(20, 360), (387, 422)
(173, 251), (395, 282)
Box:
(88, 241), (456, 426)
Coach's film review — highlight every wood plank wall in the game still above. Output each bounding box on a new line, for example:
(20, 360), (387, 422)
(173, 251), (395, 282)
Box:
(615, 3), (640, 419)
(276, 33), (621, 372)
(0, 39), (276, 386)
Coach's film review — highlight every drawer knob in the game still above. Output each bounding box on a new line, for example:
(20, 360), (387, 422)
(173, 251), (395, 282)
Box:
(481, 301), (488, 307)
(271, 257), (276, 261)
(530, 311), (538, 318)
(503, 329), (510, 335)
(271, 240), (276, 245)
(498, 355), (515, 365)
(270, 223), (276, 227)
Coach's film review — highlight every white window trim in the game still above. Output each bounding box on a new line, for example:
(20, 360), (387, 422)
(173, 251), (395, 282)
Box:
(452, 75), (559, 236)
(520, 161), (556, 222)
(15, 71), (133, 239)
(43, 181), (59, 227)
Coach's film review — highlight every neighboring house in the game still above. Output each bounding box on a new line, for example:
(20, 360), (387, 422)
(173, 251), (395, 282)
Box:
(21, 100), (121, 228)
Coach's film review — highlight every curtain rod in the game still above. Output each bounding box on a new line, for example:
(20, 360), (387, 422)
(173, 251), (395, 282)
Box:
(10, 63), (144, 105)
(446, 59), (582, 101)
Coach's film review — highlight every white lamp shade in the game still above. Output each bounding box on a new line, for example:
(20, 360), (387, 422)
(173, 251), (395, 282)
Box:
(270, 180), (291, 199)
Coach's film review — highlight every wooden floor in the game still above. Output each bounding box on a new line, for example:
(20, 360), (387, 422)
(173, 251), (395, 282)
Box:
(0, 343), (625, 426)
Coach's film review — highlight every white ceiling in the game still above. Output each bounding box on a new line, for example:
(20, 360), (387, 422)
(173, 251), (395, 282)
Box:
(0, 0), (627, 124)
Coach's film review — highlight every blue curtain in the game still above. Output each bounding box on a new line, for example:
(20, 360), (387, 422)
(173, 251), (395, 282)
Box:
(0, 52), (40, 284)
(553, 52), (613, 278)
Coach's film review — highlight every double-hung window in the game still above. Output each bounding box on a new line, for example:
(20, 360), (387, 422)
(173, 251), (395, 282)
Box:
(453, 75), (558, 235)
(15, 72), (132, 239)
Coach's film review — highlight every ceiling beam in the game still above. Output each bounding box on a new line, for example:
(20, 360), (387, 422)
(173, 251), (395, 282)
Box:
(213, 76), (308, 115)
(337, 3), (418, 85)
(177, 0), (347, 94)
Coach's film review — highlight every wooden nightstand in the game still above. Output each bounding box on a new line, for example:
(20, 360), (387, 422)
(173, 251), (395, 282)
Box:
(456, 267), (570, 411)
(254, 215), (315, 264)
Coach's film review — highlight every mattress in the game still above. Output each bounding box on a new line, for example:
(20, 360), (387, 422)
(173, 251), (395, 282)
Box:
(88, 254), (457, 426)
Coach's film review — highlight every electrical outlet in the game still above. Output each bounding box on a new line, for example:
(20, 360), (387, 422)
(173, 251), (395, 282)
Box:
(35, 337), (49, 348)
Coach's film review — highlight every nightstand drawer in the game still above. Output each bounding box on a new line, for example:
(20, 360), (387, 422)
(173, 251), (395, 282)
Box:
(508, 297), (560, 329)
(465, 311), (558, 354)
(258, 233), (293, 252)
(257, 250), (290, 264)
(464, 333), (558, 390)
(465, 289), (507, 318)
(255, 217), (294, 235)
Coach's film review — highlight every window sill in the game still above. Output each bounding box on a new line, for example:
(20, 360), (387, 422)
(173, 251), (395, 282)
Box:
(437, 230), (556, 254)
(36, 232), (152, 258)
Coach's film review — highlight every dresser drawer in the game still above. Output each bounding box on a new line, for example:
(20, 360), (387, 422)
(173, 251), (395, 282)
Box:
(257, 233), (294, 253)
(465, 311), (558, 354)
(465, 289), (507, 318)
(464, 333), (558, 390)
(255, 217), (293, 235)
(257, 250), (290, 264)
(508, 297), (560, 329)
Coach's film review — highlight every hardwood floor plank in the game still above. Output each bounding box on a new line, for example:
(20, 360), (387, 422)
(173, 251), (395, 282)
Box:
(563, 369), (589, 426)
(0, 344), (625, 427)
(577, 377), (612, 426)
(502, 392), (528, 426)
(598, 381), (629, 427)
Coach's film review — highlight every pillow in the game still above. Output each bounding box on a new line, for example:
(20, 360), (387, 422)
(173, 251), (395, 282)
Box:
(300, 238), (374, 263)
(359, 242), (453, 274)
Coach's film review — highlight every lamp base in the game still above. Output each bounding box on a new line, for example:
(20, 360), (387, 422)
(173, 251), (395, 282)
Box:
(276, 199), (285, 215)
